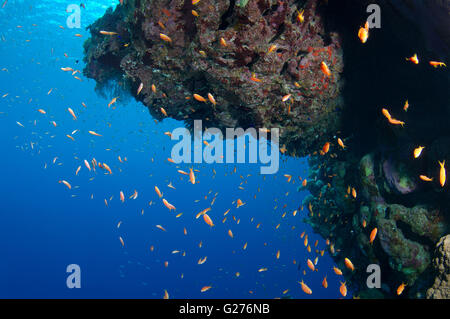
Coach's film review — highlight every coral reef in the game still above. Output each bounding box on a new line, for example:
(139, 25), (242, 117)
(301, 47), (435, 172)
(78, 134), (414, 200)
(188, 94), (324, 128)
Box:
(427, 235), (450, 299)
(83, 0), (344, 156)
(84, 0), (450, 298)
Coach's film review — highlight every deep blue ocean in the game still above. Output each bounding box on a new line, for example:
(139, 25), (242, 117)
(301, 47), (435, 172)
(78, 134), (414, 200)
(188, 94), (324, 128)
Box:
(0, 0), (346, 299)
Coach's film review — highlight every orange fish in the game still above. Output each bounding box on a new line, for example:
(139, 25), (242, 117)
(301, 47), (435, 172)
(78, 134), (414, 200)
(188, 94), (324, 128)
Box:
(299, 280), (312, 295)
(439, 161), (446, 187)
(429, 61), (446, 68)
(296, 9), (304, 23)
(322, 276), (328, 288)
(307, 259), (315, 272)
(155, 186), (163, 198)
(282, 94), (291, 102)
(322, 142), (330, 154)
(108, 97), (118, 107)
(200, 286), (212, 292)
(344, 258), (354, 271)
(320, 61), (331, 77)
(159, 33), (172, 43)
(203, 213), (214, 227)
(59, 180), (71, 189)
(137, 83), (144, 95)
(358, 21), (369, 43)
(88, 131), (102, 137)
(339, 282), (347, 297)
(406, 54), (419, 64)
(419, 175), (433, 182)
(333, 266), (343, 275)
(236, 199), (245, 208)
(162, 198), (176, 211)
(156, 224), (166, 232)
(189, 168), (196, 184)
(207, 93), (216, 105)
(193, 94), (207, 102)
(337, 138), (346, 149)
(67, 107), (77, 120)
(369, 227), (377, 244)
(397, 283), (407, 295)
(413, 146), (424, 159)
(403, 100), (409, 112)
(228, 229), (234, 238)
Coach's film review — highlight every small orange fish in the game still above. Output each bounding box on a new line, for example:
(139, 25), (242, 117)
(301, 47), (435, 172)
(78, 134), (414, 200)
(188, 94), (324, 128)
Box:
(155, 186), (163, 198)
(419, 175), (433, 182)
(299, 280), (312, 295)
(439, 161), (446, 187)
(322, 142), (330, 154)
(137, 82), (144, 95)
(236, 199), (245, 208)
(88, 131), (102, 137)
(160, 33), (172, 43)
(429, 61), (446, 68)
(203, 213), (214, 227)
(108, 97), (118, 107)
(369, 227), (377, 244)
(162, 198), (176, 211)
(189, 168), (196, 184)
(306, 259), (315, 272)
(320, 61), (331, 77)
(156, 224), (166, 232)
(296, 9), (304, 23)
(397, 283), (407, 295)
(59, 180), (71, 189)
(267, 44), (277, 54)
(339, 282), (347, 297)
(282, 94), (291, 102)
(413, 146), (424, 159)
(358, 21), (369, 43)
(403, 100), (409, 112)
(406, 54), (419, 64)
(193, 94), (207, 102)
(200, 286), (212, 292)
(344, 258), (354, 271)
(67, 107), (77, 120)
(207, 93), (216, 105)
(333, 266), (343, 275)
(322, 276), (328, 288)
(337, 138), (346, 149)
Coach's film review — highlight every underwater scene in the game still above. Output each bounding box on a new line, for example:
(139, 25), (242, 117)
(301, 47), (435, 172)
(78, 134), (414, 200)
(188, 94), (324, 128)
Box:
(0, 0), (449, 302)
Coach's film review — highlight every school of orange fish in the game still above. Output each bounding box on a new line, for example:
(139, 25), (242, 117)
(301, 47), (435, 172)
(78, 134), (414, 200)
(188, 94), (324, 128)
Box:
(1, 0), (447, 299)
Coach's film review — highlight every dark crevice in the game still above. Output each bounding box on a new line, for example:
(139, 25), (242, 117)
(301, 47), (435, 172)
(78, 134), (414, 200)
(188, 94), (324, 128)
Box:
(280, 61), (289, 75)
(245, 54), (260, 70)
(219, 0), (236, 30)
(396, 220), (434, 249)
(269, 23), (285, 43)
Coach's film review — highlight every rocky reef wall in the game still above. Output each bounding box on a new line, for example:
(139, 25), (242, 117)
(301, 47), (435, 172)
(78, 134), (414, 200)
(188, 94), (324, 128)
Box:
(83, 0), (344, 156)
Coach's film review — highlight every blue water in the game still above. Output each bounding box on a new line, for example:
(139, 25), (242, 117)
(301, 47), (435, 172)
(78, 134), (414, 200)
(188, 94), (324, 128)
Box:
(0, 0), (345, 299)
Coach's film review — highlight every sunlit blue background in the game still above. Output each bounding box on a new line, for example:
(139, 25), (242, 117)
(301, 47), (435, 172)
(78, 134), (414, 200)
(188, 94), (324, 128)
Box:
(0, 0), (345, 299)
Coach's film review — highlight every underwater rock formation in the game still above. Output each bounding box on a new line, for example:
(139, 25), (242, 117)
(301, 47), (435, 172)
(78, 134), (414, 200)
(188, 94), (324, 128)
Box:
(427, 235), (450, 299)
(83, 0), (344, 156)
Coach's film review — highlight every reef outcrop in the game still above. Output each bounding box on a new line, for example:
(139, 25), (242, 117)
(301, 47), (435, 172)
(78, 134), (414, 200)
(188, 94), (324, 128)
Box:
(427, 235), (450, 299)
(83, 0), (344, 156)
